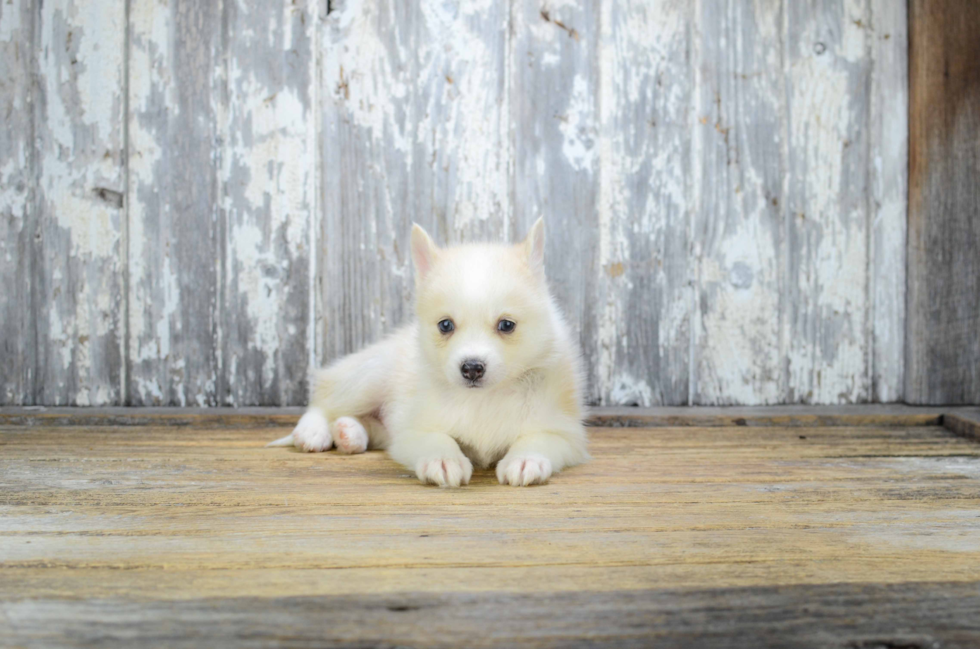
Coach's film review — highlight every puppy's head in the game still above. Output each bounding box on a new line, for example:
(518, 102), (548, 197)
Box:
(411, 219), (555, 389)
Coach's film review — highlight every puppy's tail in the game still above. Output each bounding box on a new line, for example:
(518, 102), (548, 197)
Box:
(265, 433), (294, 448)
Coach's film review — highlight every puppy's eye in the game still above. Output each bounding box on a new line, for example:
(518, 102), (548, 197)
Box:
(438, 319), (455, 334)
(497, 319), (516, 334)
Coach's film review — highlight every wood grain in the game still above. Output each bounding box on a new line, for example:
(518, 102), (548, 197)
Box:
(128, 0), (222, 406)
(0, 405), (956, 429)
(4, 583), (980, 649)
(944, 410), (980, 443)
(692, 0), (784, 405)
(219, 0), (317, 406)
(596, 0), (692, 406)
(2, 421), (980, 646)
(906, 0), (980, 404)
(869, 0), (908, 403)
(34, 0), (126, 405)
(783, 0), (874, 404)
(0, 0), (36, 405)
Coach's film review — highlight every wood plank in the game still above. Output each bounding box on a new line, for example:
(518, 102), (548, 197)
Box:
(783, 0), (874, 404)
(2, 422), (980, 646)
(219, 0), (317, 405)
(944, 410), (980, 443)
(590, 404), (947, 428)
(319, 0), (511, 363)
(33, 0), (126, 405)
(511, 0), (600, 403)
(0, 0), (36, 405)
(906, 0), (980, 404)
(3, 427), (980, 578)
(595, 0), (692, 405)
(4, 582), (980, 649)
(869, 0), (907, 402)
(0, 405), (954, 428)
(692, 0), (786, 405)
(127, 0), (222, 405)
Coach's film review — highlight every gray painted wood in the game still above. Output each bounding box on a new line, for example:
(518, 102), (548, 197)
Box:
(782, 0), (874, 404)
(128, 0), (222, 406)
(906, 0), (980, 404)
(870, 0), (907, 403)
(594, 0), (692, 406)
(692, 0), (786, 405)
(0, 0), (36, 405)
(0, 0), (920, 406)
(693, 0), (907, 406)
(219, 0), (317, 406)
(33, 0), (126, 405)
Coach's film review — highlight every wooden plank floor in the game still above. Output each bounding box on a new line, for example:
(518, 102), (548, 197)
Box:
(2, 414), (980, 647)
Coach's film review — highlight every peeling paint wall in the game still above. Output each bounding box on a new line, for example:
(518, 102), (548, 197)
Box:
(0, 0), (908, 406)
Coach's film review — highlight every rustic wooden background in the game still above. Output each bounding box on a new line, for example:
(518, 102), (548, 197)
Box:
(0, 0), (929, 407)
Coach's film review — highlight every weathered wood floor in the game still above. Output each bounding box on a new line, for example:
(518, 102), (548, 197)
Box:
(2, 409), (980, 648)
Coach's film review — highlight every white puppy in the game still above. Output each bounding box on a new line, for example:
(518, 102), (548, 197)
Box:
(268, 219), (589, 487)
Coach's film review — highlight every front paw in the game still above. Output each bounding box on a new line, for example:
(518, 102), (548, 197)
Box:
(292, 410), (333, 452)
(415, 455), (473, 488)
(496, 454), (552, 486)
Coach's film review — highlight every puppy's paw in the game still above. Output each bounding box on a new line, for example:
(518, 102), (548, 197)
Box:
(496, 454), (553, 486)
(415, 455), (473, 488)
(333, 416), (369, 454)
(292, 410), (333, 452)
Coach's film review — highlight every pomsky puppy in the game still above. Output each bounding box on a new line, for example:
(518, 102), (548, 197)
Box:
(268, 219), (589, 487)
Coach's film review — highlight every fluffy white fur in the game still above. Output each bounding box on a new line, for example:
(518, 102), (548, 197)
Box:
(268, 219), (590, 487)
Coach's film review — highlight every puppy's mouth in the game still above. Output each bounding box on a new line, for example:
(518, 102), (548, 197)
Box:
(465, 380), (483, 389)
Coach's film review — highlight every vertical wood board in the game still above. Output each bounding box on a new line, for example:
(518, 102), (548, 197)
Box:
(906, 0), (980, 404)
(128, 0), (221, 406)
(219, 0), (317, 405)
(692, 0), (786, 405)
(869, 0), (907, 403)
(596, 0), (692, 406)
(782, 0), (873, 403)
(0, 0), (36, 404)
(34, 0), (126, 405)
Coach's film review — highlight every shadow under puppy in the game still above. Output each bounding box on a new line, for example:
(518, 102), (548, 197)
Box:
(268, 219), (589, 487)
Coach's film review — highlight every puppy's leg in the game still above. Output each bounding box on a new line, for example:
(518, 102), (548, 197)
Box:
(273, 337), (396, 453)
(496, 426), (590, 487)
(287, 408), (333, 452)
(388, 432), (473, 488)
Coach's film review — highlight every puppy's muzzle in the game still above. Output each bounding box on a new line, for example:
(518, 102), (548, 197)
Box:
(460, 359), (486, 384)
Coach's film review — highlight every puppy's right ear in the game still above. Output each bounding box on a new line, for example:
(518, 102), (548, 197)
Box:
(410, 223), (439, 283)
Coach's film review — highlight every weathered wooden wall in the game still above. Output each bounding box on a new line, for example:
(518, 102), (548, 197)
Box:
(0, 0), (911, 406)
(907, 0), (980, 405)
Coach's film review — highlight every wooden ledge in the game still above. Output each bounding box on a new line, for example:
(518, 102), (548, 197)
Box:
(2, 405), (978, 435)
(943, 411), (980, 442)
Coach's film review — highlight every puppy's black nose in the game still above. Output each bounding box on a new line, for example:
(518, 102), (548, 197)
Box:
(460, 360), (486, 382)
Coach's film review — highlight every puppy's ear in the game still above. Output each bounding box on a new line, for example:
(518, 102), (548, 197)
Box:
(410, 223), (439, 283)
(522, 217), (545, 277)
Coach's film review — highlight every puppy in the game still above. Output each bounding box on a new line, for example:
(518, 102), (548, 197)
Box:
(268, 219), (589, 487)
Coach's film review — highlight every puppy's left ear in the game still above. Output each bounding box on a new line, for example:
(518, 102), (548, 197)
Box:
(522, 217), (546, 277)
